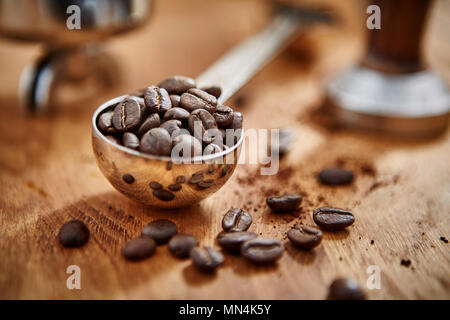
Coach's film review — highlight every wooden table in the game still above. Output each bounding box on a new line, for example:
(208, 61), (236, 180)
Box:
(0, 0), (448, 299)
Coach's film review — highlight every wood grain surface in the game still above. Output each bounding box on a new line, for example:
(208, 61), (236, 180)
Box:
(0, 0), (449, 299)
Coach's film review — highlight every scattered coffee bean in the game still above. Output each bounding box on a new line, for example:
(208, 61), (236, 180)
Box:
(158, 75), (196, 94)
(168, 234), (199, 259)
(266, 193), (302, 213)
(163, 107), (190, 121)
(181, 88), (217, 113)
(142, 219), (178, 244)
(313, 207), (355, 231)
(122, 235), (156, 261)
(213, 105), (234, 127)
(149, 181), (162, 190)
(222, 208), (252, 232)
(136, 113), (160, 137)
(189, 173), (204, 184)
(318, 168), (354, 186)
(98, 111), (116, 134)
(328, 278), (366, 300)
(122, 132), (140, 150)
(287, 225), (322, 249)
(197, 179), (214, 189)
(217, 231), (257, 254)
(140, 128), (172, 156)
(58, 220), (90, 248)
(241, 238), (283, 264)
(176, 175), (186, 184)
(440, 236), (448, 243)
(144, 85), (171, 113)
(152, 189), (175, 202)
(169, 94), (180, 107)
(122, 173), (135, 184)
(166, 161), (172, 170)
(190, 246), (224, 271)
(168, 183), (182, 191)
(112, 97), (142, 132)
(201, 86), (222, 98)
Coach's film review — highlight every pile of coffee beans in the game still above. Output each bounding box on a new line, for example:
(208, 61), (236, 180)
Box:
(97, 75), (243, 158)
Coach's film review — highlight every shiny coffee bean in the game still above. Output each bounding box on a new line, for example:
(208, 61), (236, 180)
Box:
(153, 189), (175, 202)
(136, 113), (160, 137)
(144, 85), (172, 113)
(222, 208), (252, 232)
(122, 235), (156, 261)
(190, 246), (224, 271)
(122, 173), (135, 184)
(230, 111), (243, 129)
(201, 86), (222, 99)
(266, 193), (302, 213)
(168, 234), (199, 259)
(217, 231), (257, 254)
(241, 238), (283, 264)
(168, 183), (182, 191)
(142, 219), (178, 244)
(169, 94), (180, 107)
(287, 225), (322, 249)
(122, 132), (140, 150)
(328, 278), (366, 300)
(163, 107), (190, 121)
(213, 105), (234, 127)
(158, 75), (196, 94)
(112, 97), (142, 132)
(188, 109), (217, 141)
(318, 168), (354, 186)
(160, 119), (183, 138)
(172, 134), (203, 158)
(181, 88), (217, 113)
(58, 220), (90, 248)
(98, 111), (116, 134)
(313, 207), (355, 231)
(140, 128), (172, 156)
(149, 181), (162, 190)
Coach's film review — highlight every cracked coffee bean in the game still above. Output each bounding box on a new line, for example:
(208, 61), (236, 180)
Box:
(58, 220), (90, 248)
(313, 207), (355, 231)
(328, 278), (366, 300)
(168, 234), (199, 259)
(266, 193), (302, 213)
(140, 128), (172, 156)
(241, 238), (283, 264)
(222, 208), (252, 232)
(158, 75), (196, 94)
(287, 225), (322, 249)
(181, 88), (217, 113)
(112, 97), (142, 132)
(144, 85), (172, 113)
(201, 86), (222, 99)
(122, 235), (156, 261)
(217, 231), (257, 254)
(142, 219), (178, 244)
(136, 113), (160, 137)
(318, 168), (354, 186)
(188, 108), (217, 142)
(163, 107), (190, 121)
(190, 246), (224, 271)
(213, 105), (234, 127)
(122, 132), (140, 150)
(152, 189), (175, 202)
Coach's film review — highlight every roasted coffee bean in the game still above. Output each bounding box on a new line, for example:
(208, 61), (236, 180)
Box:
(158, 75), (196, 94)
(140, 128), (172, 156)
(328, 278), (366, 300)
(201, 86), (222, 99)
(287, 225), (322, 249)
(122, 235), (156, 261)
(136, 113), (160, 137)
(168, 234), (199, 259)
(172, 134), (203, 158)
(112, 97), (142, 132)
(197, 179), (214, 189)
(163, 107), (190, 121)
(144, 85), (172, 113)
(266, 193), (302, 213)
(222, 208), (252, 232)
(152, 189), (175, 202)
(188, 109), (217, 141)
(230, 111), (243, 129)
(105, 135), (120, 145)
(135, 96), (148, 119)
(203, 128), (224, 145)
(241, 238), (283, 264)
(227, 111), (243, 145)
(149, 181), (162, 190)
(313, 207), (355, 231)
(190, 246), (224, 271)
(188, 173), (203, 184)
(142, 219), (178, 244)
(168, 183), (182, 191)
(122, 132), (140, 150)
(217, 231), (257, 254)
(166, 161), (172, 170)
(213, 105), (234, 127)
(318, 168), (354, 186)
(169, 94), (181, 107)
(181, 88), (217, 113)
(176, 175), (186, 184)
(98, 111), (116, 134)
(58, 220), (90, 248)
(122, 173), (135, 184)
(160, 119), (183, 138)
(204, 143), (222, 156)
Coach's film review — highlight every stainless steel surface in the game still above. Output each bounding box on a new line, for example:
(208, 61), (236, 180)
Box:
(92, 96), (244, 209)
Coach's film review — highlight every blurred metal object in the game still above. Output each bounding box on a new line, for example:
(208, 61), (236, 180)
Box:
(0, 0), (152, 113)
(326, 0), (449, 137)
